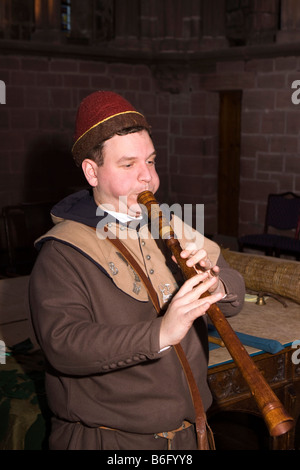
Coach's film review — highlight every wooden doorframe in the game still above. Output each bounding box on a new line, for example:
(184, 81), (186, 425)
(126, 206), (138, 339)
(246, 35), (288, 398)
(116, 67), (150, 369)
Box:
(218, 90), (242, 237)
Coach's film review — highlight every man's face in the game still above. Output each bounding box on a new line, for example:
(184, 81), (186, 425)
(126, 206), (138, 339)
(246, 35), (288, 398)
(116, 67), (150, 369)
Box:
(92, 130), (160, 216)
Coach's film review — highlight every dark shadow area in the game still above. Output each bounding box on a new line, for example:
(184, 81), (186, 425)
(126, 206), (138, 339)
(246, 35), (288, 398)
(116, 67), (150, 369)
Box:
(23, 134), (86, 205)
(209, 411), (272, 450)
(0, 134), (87, 277)
(294, 416), (300, 450)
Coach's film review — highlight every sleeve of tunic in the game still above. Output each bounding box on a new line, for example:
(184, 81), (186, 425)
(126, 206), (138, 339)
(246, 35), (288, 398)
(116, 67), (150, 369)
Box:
(215, 251), (245, 317)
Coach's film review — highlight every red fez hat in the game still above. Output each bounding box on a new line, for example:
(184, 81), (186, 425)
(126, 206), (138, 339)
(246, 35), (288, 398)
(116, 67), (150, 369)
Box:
(72, 90), (151, 166)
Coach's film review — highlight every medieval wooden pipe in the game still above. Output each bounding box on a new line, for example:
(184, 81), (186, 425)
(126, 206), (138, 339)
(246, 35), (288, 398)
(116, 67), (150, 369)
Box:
(138, 190), (294, 438)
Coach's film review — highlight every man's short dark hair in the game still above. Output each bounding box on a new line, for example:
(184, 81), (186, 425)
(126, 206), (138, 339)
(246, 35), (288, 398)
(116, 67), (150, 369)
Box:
(86, 126), (150, 166)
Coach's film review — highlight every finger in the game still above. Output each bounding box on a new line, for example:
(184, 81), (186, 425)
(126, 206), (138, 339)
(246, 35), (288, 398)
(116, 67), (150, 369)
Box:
(176, 275), (219, 309)
(211, 265), (219, 274)
(195, 259), (219, 277)
(171, 254), (178, 264)
(175, 272), (209, 299)
(188, 275), (219, 301)
(185, 291), (224, 321)
(197, 257), (213, 270)
(184, 249), (207, 267)
(180, 243), (199, 259)
(207, 277), (220, 293)
(186, 252), (214, 273)
(209, 265), (219, 278)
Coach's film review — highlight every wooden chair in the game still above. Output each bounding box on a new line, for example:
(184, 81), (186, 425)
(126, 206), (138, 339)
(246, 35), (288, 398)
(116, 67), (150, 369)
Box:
(238, 192), (300, 260)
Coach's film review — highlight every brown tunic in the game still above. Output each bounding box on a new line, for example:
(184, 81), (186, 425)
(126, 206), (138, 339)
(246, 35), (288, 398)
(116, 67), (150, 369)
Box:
(29, 218), (245, 450)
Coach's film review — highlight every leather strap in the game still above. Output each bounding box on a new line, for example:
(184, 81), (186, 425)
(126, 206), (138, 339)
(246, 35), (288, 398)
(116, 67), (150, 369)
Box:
(104, 228), (214, 450)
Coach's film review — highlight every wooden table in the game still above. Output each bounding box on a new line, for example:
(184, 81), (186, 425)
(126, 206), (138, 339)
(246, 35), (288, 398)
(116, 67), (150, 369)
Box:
(207, 296), (300, 450)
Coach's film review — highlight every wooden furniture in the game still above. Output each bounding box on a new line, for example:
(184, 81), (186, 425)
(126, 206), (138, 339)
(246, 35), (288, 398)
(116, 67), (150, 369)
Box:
(207, 296), (300, 450)
(238, 192), (300, 259)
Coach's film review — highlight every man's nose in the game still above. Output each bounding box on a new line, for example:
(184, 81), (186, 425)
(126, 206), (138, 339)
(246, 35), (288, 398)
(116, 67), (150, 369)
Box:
(138, 164), (152, 182)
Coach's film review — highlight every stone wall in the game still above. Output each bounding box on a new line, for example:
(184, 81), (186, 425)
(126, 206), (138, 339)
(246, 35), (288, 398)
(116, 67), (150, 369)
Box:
(0, 0), (300, 242)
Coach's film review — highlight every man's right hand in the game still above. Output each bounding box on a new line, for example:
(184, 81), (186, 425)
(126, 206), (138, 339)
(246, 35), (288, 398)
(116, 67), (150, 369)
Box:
(159, 273), (223, 349)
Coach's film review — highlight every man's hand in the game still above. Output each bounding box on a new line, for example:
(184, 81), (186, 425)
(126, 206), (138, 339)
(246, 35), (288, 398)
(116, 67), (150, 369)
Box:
(159, 273), (223, 349)
(178, 247), (226, 296)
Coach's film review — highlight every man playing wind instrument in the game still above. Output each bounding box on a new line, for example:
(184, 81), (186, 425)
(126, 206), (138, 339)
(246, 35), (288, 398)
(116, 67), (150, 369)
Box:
(29, 91), (245, 450)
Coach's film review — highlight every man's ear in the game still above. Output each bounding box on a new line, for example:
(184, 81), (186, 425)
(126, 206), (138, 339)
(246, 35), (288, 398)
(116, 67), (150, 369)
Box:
(82, 159), (99, 187)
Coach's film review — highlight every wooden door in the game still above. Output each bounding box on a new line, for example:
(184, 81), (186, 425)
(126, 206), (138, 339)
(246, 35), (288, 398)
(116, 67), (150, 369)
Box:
(218, 91), (242, 237)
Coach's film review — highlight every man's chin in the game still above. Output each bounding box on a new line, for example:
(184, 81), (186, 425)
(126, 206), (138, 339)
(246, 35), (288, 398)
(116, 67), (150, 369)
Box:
(127, 203), (142, 218)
